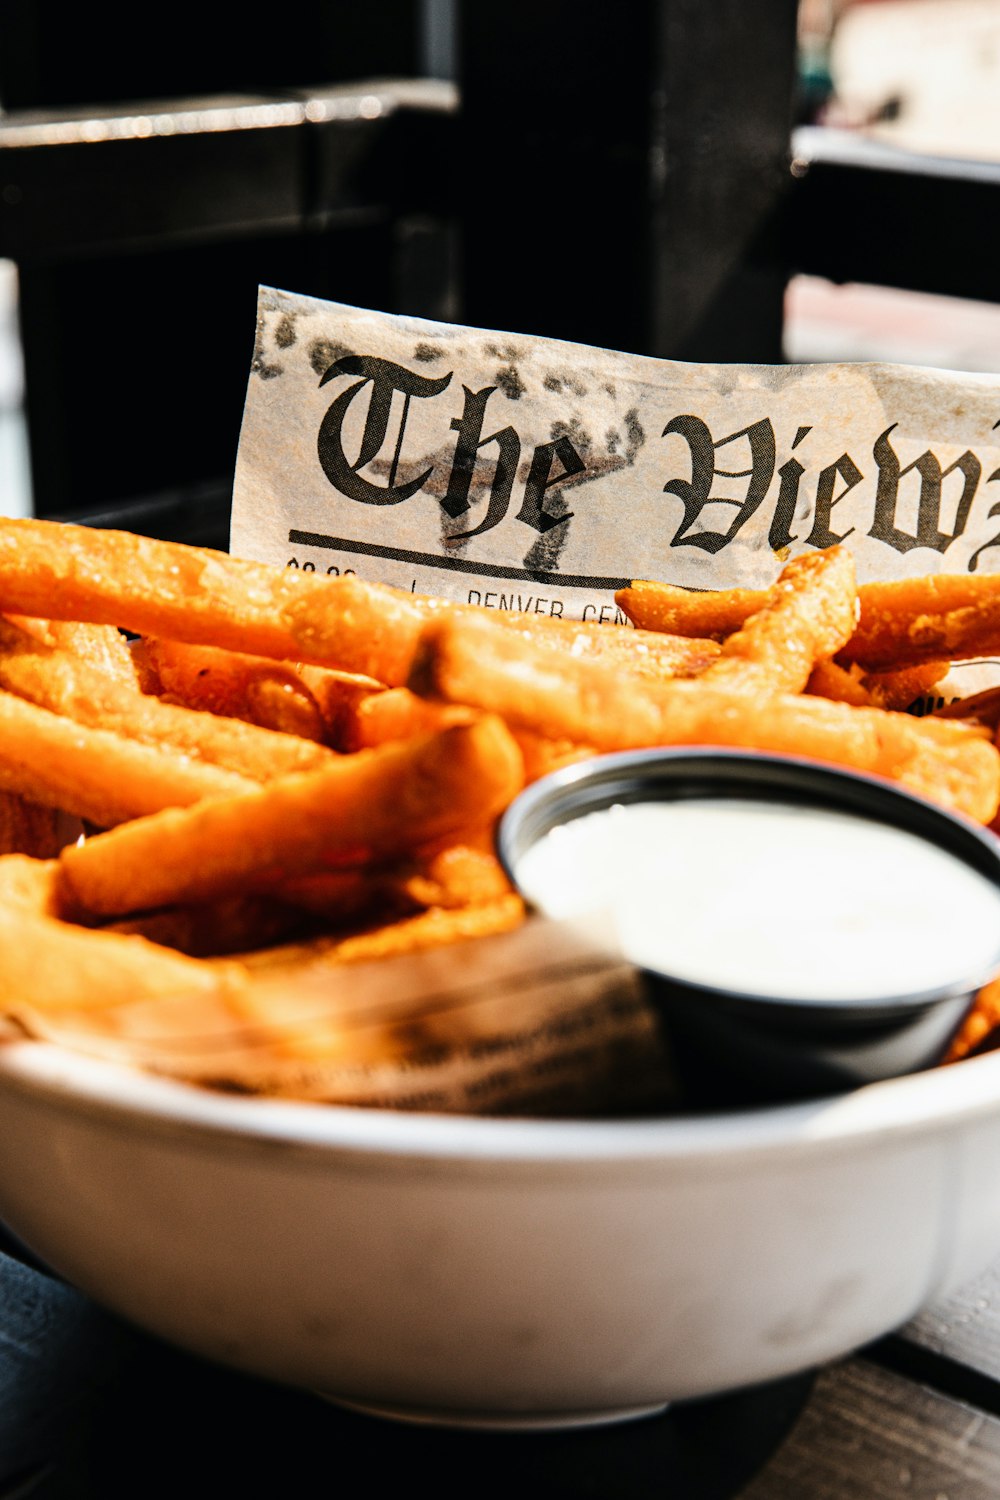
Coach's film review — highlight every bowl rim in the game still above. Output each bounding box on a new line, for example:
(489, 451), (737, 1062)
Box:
(2, 1032), (1000, 1169)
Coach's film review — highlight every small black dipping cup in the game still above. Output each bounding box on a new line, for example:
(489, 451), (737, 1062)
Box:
(497, 749), (1000, 1109)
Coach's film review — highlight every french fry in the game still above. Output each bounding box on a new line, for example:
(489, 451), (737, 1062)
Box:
(862, 660), (950, 711)
(511, 729), (596, 784)
(140, 637), (333, 742)
(0, 855), (243, 1009)
(618, 569), (1000, 673)
(807, 657), (949, 711)
(615, 579), (763, 640)
(58, 717), (525, 916)
(230, 893), (527, 976)
(8, 616), (138, 685)
(0, 688), (256, 827)
(698, 547), (857, 695)
(946, 977), (1000, 1062)
(847, 575), (1000, 671)
(493, 613), (722, 679)
(0, 616), (338, 780)
(333, 686), (474, 752)
(0, 517), (429, 684)
(806, 659), (874, 707)
(408, 610), (1000, 822)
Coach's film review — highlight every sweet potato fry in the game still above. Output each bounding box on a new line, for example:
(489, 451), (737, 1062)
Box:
(8, 616), (138, 684)
(698, 547), (857, 695)
(807, 657), (949, 711)
(0, 689), (256, 826)
(0, 616), (338, 780)
(140, 637), (334, 742)
(946, 977), (1000, 1061)
(615, 579), (763, 640)
(619, 568), (1000, 673)
(333, 686), (474, 752)
(409, 610), (1000, 821)
(0, 517), (429, 684)
(805, 659), (874, 707)
(0, 854), (242, 1009)
(58, 716), (525, 916)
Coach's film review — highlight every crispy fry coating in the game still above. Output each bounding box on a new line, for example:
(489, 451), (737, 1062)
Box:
(0, 856), (242, 1009)
(0, 688), (256, 826)
(408, 610), (1000, 822)
(699, 547), (857, 695)
(58, 717), (525, 915)
(616, 579), (763, 640)
(807, 657), (949, 711)
(0, 616), (337, 779)
(619, 568), (1000, 673)
(140, 637), (334, 742)
(0, 517), (428, 683)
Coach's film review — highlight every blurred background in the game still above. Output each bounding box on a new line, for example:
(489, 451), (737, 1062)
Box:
(0, 0), (998, 540)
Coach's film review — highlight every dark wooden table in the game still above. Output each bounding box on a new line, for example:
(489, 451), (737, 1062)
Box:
(5, 1224), (1000, 1500)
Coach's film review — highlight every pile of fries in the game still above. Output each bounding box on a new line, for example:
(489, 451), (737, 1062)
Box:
(1, 515), (999, 1102)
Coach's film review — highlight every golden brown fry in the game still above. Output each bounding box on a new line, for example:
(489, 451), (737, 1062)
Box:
(511, 729), (596, 784)
(807, 657), (949, 711)
(277, 841), (515, 924)
(12, 896), (529, 1098)
(493, 613), (722, 679)
(0, 517), (429, 683)
(0, 616), (338, 780)
(334, 686), (474, 752)
(805, 659), (874, 707)
(0, 854), (241, 1009)
(698, 547), (857, 695)
(232, 893), (526, 976)
(862, 660), (950, 711)
(8, 616), (138, 684)
(0, 520), (729, 694)
(409, 610), (1000, 822)
(619, 567), (1000, 673)
(945, 977), (1000, 1062)
(0, 688), (256, 827)
(276, 868), (424, 926)
(58, 716), (525, 916)
(397, 841), (514, 910)
(142, 637), (331, 742)
(616, 579), (763, 640)
(847, 574), (1000, 670)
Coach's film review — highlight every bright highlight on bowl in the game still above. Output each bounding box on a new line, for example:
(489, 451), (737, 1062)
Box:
(498, 749), (1000, 1103)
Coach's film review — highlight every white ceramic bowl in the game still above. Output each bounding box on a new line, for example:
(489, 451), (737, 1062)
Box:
(2, 1036), (1000, 1428)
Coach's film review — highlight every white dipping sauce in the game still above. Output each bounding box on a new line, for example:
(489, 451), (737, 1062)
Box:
(514, 798), (1000, 1002)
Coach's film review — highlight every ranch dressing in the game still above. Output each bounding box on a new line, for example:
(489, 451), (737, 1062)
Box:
(513, 798), (1000, 1003)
